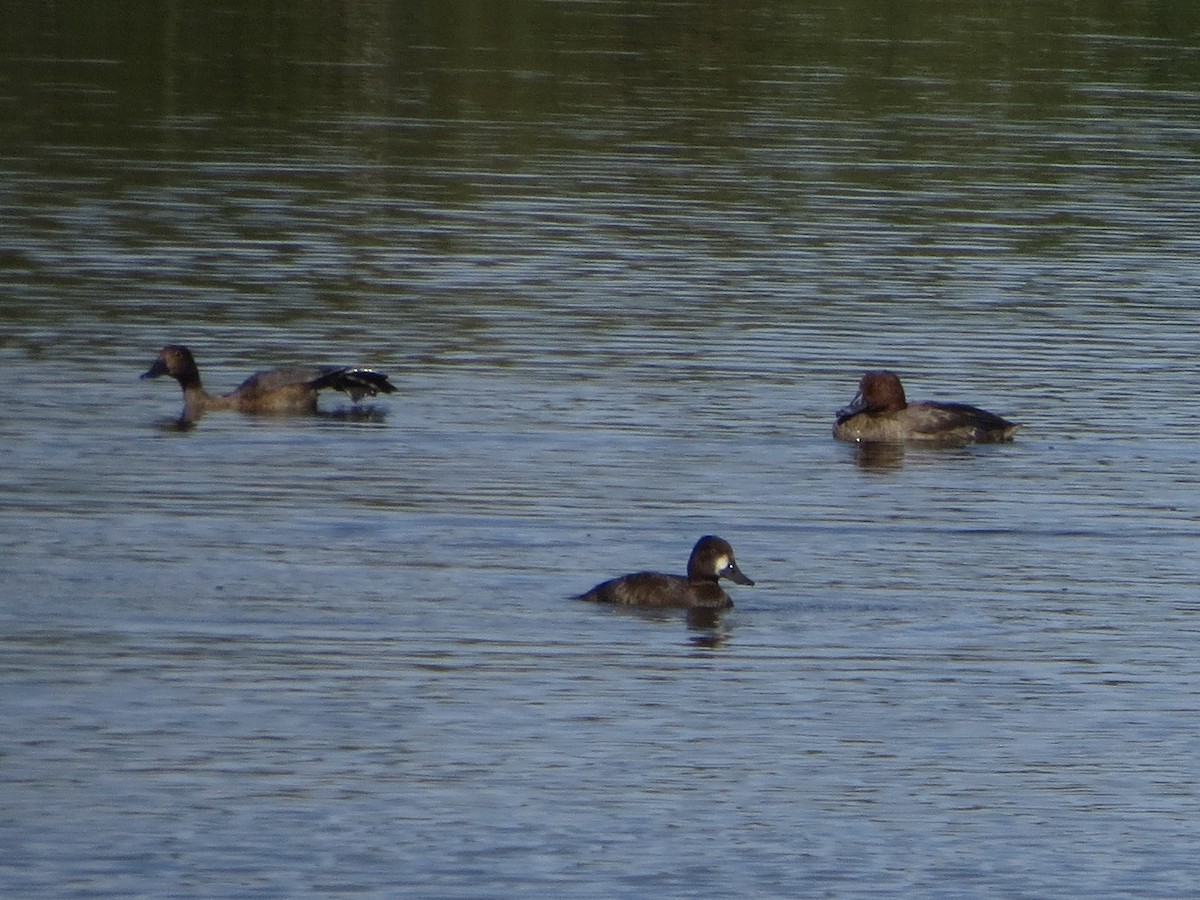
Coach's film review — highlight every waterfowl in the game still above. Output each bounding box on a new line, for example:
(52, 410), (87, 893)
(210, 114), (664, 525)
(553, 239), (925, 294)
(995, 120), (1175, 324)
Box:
(834, 370), (1020, 445)
(576, 535), (754, 609)
(141, 344), (397, 423)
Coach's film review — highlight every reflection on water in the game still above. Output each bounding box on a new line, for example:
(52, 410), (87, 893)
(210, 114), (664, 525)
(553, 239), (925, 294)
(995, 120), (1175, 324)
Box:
(846, 441), (908, 471)
(149, 403), (394, 432)
(583, 603), (733, 645)
(3, 1), (1200, 897)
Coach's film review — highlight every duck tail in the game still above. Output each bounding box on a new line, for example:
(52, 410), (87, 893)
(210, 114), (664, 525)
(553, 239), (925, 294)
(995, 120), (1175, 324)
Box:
(315, 368), (398, 402)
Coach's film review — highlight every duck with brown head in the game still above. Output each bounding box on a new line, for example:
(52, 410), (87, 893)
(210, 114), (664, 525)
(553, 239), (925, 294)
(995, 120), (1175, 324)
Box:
(834, 370), (1020, 445)
(576, 535), (755, 609)
(141, 344), (397, 424)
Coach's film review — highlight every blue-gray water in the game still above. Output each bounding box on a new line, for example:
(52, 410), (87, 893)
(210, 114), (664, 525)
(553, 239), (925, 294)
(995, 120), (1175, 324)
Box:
(3, 1), (1200, 896)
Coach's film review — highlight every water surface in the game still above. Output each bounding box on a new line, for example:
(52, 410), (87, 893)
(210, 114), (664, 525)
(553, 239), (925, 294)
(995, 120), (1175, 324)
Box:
(2, 1), (1200, 896)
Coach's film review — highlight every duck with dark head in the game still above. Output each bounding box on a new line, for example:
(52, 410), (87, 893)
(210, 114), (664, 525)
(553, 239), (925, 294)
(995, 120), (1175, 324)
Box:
(141, 344), (397, 424)
(577, 535), (754, 609)
(834, 370), (1020, 445)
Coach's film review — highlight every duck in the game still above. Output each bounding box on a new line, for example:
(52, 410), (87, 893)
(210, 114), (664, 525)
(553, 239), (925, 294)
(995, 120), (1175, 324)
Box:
(576, 535), (754, 609)
(141, 344), (397, 423)
(834, 370), (1020, 445)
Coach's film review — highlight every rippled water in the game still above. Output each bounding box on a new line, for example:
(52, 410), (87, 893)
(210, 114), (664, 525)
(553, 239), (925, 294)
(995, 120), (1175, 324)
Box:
(3, 1), (1200, 896)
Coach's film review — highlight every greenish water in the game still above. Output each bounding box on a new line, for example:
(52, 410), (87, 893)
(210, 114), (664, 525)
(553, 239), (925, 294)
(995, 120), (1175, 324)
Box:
(2, 2), (1200, 896)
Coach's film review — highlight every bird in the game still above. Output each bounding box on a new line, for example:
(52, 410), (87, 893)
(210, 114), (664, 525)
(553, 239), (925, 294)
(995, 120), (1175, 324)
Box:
(141, 344), (397, 423)
(834, 370), (1020, 445)
(576, 535), (754, 609)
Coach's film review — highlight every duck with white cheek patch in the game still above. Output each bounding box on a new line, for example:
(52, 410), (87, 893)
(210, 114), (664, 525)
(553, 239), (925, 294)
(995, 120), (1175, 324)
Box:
(576, 536), (754, 609)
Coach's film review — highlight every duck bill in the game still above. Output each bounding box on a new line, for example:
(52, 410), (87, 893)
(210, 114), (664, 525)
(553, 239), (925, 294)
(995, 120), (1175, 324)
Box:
(141, 359), (168, 380)
(723, 562), (754, 586)
(836, 391), (868, 420)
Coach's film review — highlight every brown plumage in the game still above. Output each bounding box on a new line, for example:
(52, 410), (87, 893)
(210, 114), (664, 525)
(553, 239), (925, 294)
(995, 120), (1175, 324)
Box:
(141, 344), (397, 424)
(576, 535), (754, 609)
(834, 370), (1020, 445)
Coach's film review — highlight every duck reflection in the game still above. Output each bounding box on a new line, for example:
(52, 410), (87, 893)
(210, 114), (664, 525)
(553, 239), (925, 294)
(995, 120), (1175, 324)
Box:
(686, 607), (730, 649)
(849, 440), (907, 471)
(590, 603), (732, 648)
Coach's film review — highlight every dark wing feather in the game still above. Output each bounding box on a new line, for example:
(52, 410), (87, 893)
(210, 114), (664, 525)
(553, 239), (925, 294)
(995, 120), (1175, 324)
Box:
(310, 368), (398, 402)
(910, 402), (1019, 442)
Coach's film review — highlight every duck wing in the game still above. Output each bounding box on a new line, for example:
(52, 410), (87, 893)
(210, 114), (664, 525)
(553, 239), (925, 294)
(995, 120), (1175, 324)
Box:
(233, 366), (397, 403)
(309, 367), (398, 402)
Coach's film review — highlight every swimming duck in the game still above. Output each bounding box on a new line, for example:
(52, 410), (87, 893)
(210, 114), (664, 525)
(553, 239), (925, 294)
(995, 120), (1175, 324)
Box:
(141, 344), (397, 423)
(576, 535), (754, 609)
(834, 370), (1020, 445)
